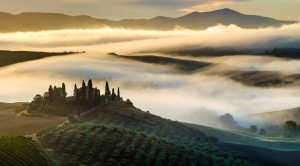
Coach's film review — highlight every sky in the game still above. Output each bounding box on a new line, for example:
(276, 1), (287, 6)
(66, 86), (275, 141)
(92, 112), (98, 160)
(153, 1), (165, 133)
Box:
(0, 0), (299, 21)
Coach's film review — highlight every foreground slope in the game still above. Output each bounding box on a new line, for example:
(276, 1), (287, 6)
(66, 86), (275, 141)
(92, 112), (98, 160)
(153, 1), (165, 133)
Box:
(0, 136), (54, 166)
(37, 101), (260, 165)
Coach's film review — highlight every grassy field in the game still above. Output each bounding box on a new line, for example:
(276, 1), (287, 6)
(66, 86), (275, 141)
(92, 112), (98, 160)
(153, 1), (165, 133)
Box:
(186, 123), (300, 151)
(0, 136), (55, 166)
(186, 123), (300, 165)
(0, 50), (75, 68)
(0, 102), (24, 115)
(0, 102), (67, 136)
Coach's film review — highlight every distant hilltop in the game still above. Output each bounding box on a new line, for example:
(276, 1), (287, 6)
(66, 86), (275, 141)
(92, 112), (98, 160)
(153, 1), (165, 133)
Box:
(0, 8), (297, 33)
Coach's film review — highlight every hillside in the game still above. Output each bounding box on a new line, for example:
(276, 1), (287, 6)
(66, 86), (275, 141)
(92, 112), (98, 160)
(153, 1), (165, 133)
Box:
(0, 9), (297, 33)
(248, 108), (300, 125)
(0, 136), (54, 166)
(116, 54), (300, 87)
(185, 123), (300, 166)
(0, 50), (79, 68)
(37, 101), (260, 165)
(116, 54), (211, 72)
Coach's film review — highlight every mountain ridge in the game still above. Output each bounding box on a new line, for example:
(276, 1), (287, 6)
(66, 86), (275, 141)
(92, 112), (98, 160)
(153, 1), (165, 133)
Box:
(0, 8), (297, 33)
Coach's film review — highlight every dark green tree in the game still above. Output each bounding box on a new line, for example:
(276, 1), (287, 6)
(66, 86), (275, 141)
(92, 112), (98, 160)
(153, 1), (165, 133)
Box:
(62, 83), (67, 98)
(94, 88), (98, 102)
(126, 99), (133, 106)
(105, 81), (111, 96)
(259, 128), (266, 135)
(117, 87), (120, 100)
(112, 88), (116, 100)
(28, 94), (43, 112)
(81, 80), (86, 101)
(74, 84), (78, 97)
(53, 86), (58, 101)
(48, 85), (54, 103)
(249, 125), (257, 134)
(283, 121), (298, 138)
(88, 79), (93, 101)
(219, 113), (237, 129)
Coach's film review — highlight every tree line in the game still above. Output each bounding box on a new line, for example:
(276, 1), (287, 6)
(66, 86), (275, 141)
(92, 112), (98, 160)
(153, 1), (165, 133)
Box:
(283, 120), (300, 138)
(27, 79), (122, 116)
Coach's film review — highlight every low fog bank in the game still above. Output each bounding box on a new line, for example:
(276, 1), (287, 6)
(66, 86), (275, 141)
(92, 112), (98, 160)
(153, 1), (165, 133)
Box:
(1, 25), (300, 127)
(0, 23), (300, 54)
(0, 53), (300, 128)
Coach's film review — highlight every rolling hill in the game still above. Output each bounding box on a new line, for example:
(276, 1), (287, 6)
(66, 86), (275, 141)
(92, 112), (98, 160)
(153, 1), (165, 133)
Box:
(0, 8), (297, 33)
(37, 101), (261, 165)
(116, 54), (300, 87)
(0, 50), (79, 68)
(248, 107), (300, 125)
(0, 136), (55, 166)
(186, 123), (300, 166)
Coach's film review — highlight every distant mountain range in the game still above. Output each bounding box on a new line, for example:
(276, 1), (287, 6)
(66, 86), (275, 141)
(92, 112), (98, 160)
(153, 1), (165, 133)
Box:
(0, 8), (297, 32)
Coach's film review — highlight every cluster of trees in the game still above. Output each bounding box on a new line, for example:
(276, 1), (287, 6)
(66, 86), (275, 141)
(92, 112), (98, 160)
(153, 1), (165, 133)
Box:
(73, 80), (122, 114)
(218, 113), (266, 135)
(219, 113), (239, 129)
(248, 125), (266, 135)
(27, 79), (122, 116)
(27, 83), (70, 116)
(283, 120), (300, 138)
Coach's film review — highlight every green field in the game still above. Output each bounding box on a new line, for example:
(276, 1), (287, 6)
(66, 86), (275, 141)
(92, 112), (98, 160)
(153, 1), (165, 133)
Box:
(186, 123), (300, 151)
(0, 136), (54, 166)
(35, 101), (261, 165)
(38, 123), (257, 166)
(0, 50), (75, 68)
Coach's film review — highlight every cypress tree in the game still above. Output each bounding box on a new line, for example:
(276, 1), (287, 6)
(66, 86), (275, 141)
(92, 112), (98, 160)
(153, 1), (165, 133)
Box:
(117, 87), (120, 100)
(98, 89), (101, 104)
(88, 79), (93, 101)
(105, 81), (111, 96)
(74, 84), (78, 97)
(94, 88), (98, 102)
(82, 80), (86, 101)
(53, 86), (58, 100)
(76, 89), (81, 103)
(48, 85), (54, 103)
(62, 83), (67, 98)
(112, 88), (116, 101)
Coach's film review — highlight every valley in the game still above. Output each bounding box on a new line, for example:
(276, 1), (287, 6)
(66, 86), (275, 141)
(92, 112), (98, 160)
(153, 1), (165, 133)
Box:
(0, 4), (300, 165)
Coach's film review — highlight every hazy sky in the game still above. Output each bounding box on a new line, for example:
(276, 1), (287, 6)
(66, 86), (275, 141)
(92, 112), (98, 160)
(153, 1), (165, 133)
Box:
(0, 0), (299, 20)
